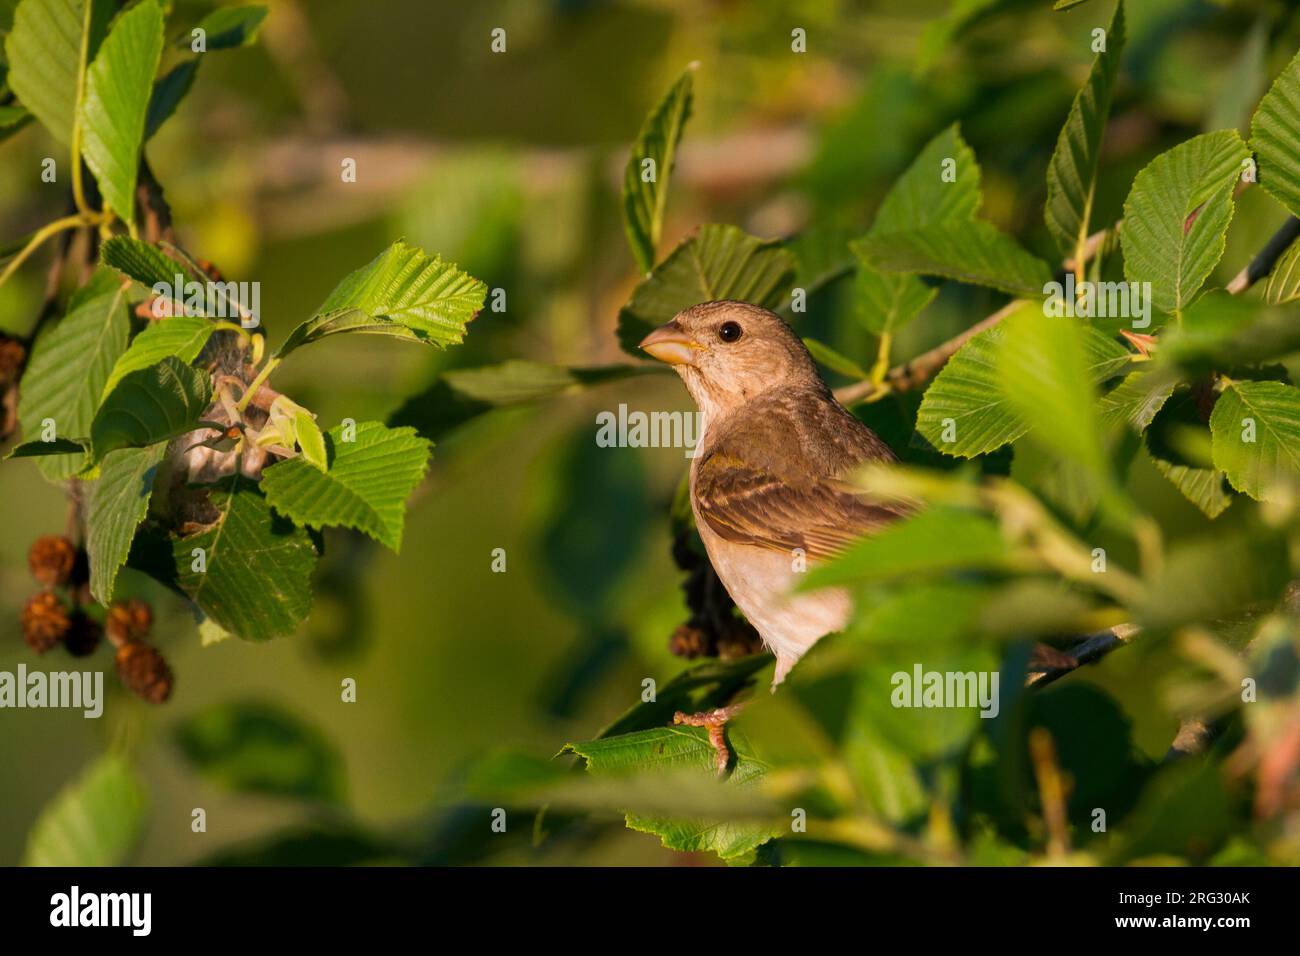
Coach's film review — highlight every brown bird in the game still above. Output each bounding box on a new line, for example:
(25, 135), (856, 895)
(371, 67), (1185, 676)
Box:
(641, 301), (905, 768)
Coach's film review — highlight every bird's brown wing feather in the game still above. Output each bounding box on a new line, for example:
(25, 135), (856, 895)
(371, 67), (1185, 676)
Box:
(694, 449), (902, 563)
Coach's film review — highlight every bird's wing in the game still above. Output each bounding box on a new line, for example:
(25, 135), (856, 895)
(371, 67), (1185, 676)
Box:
(693, 448), (903, 563)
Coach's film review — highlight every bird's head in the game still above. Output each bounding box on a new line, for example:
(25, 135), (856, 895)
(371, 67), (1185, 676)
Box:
(639, 301), (823, 413)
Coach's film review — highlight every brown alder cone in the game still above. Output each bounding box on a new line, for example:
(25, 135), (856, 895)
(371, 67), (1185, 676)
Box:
(27, 535), (77, 588)
(106, 598), (153, 646)
(63, 613), (103, 657)
(115, 642), (173, 703)
(21, 592), (71, 653)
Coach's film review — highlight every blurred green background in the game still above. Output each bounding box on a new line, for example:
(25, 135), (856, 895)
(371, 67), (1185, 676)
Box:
(2, 0), (1297, 865)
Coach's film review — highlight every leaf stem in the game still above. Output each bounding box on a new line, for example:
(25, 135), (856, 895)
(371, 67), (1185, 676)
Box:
(236, 357), (280, 413)
(0, 213), (99, 293)
(70, 0), (94, 217)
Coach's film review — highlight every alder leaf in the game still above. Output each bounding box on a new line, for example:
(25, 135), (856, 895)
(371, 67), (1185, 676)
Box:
(1120, 130), (1249, 315)
(622, 64), (694, 274)
(617, 224), (795, 355)
(260, 422), (432, 552)
(86, 443), (166, 604)
(1210, 380), (1300, 502)
(277, 241), (487, 357)
(100, 235), (189, 290)
(1250, 46), (1300, 217)
(186, 4), (267, 51)
(101, 316), (214, 400)
(79, 0), (164, 225)
(4, 0), (112, 146)
(16, 275), (130, 479)
(803, 337), (871, 380)
(1044, 0), (1125, 258)
(90, 355), (212, 459)
(872, 123), (981, 234)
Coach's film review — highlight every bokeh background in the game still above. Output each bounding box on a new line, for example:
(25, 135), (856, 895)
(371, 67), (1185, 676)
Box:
(2, 0), (1297, 865)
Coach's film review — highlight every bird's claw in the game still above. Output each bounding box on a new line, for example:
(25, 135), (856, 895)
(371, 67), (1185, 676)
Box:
(673, 704), (744, 778)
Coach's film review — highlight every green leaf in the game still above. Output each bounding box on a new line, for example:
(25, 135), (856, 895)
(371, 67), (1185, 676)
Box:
(79, 0), (164, 225)
(563, 727), (780, 862)
(6, 436), (87, 458)
(1099, 370), (1177, 432)
(1120, 130), (1249, 314)
(854, 219), (1052, 298)
(871, 123), (981, 234)
(86, 443), (166, 604)
(622, 64), (693, 273)
(99, 235), (188, 289)
(260, 422), (431, 552)
(1210, 380), (1300, 501)
(915, 307), (1128, 457)
(596, 656), (771, 739)
(1044, 0), (1125, 258)
(849, 254), (936, 337)
(143, 58), (197, 140)
(187, 4), (267, 50)
(1262, 232), (1300, 306)
(102, 316), (214, 400)
(804, 507), (1010, 590)
(175, 700), (345, 803)
(136, 478), (318, 642)
(616, 224), (795, 355)
(16, 276), (130, 479)
(90, 355), (212, 459)
(1136, 530), (1288, 631)
(22, 753), (147, 866)
(1149, 452), (1232, 519)
(802, 337), (870, 380)
(1250, 47), (1300, 217)
(4, 0), (111, 146)
(997, 309), (1114, 491)
(276, 241), (487, 357)
(294, 409), (327, 471)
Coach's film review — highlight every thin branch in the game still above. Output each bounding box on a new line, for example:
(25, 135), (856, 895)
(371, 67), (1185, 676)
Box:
(1227, 215), (1300, 294)
(1025, 623), (1140, 689)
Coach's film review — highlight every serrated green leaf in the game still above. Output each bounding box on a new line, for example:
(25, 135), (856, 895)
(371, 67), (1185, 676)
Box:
(175, 700), (344, 803)
(915, 306), (1129, 457)
(86, 443), (166, 603)
(1099, 369), (1176, 432)
(4, 0), (111, 145)
(277, 241), (487, 357)
(1262, 232), (1300, 306)
(1250, 47), (1300, 217)
(91, 355), (211, 459)
(23, 753), (147, 866)
(849, 258), (937, 337)
(102, 316), (214, 400)
(854, 219), (1052, 298)
(873, 123), (981, 233)
(99, 235), (188, 289)
(261, 422), (431, 552)
(563, 726), (780, 862)
(5, 436), (87, 458)
(1149, 452), (1232, 519)
(802, 337), (871, 380)
(1121, 130), (1249, 314)
(141, 478), (318, 641)
(187, 4), (266, 51)
(1045, 0), (1125, 258)
(622, 64), (693, 273)
(1136, 531), (1288, 630)
(1210, 380), (1300, 501)
(80, 0), (164, 225)
(616, 224), (795, 355)
(16, 276), (130, 479)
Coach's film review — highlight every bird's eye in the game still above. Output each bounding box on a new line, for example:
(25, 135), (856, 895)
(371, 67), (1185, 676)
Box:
(718, 321), (743, 343)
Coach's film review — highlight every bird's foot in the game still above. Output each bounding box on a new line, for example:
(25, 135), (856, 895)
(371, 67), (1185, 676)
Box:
(673, 703), (744, 778)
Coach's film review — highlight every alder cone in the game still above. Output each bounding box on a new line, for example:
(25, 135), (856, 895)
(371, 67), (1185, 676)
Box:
(21, 592), (70, 653)
(64, 613), (103, 657)
(106, 598), (153, 646)
(27, 535), (77, 588)
(115, 642), (174, 703)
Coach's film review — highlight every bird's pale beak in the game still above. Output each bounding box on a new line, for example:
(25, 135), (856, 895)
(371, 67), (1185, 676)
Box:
(639, 320), (700, 366)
